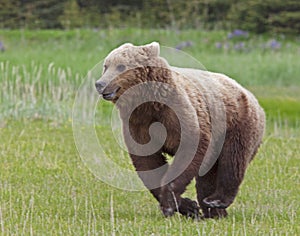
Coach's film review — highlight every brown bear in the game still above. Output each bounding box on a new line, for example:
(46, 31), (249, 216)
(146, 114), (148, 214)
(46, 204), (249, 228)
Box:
(95, 42), (265, 219)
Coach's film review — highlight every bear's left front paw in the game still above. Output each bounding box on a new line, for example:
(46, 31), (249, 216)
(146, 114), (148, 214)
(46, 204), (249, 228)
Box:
(178, 198), (201, 219)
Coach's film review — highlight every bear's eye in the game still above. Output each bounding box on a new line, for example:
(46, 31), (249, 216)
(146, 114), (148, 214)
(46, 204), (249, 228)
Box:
(116, 64), (126, 72)
(103, 65), (108, 73)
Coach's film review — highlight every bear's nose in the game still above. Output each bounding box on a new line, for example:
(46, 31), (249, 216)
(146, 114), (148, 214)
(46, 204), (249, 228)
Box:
(95, 81), (106, 93)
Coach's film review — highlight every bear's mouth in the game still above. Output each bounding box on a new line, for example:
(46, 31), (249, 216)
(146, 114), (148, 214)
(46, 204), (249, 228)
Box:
(102, 87), (120, 100)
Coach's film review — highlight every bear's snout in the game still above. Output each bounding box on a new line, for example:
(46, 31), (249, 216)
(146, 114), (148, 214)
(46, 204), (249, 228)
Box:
(95, 80), (106, 93)
(95, 79), (120, 101)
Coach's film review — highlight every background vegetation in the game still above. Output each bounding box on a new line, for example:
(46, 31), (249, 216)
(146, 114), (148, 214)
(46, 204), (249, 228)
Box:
(0, 0), (299, 234)
(0, 0), (300, 34)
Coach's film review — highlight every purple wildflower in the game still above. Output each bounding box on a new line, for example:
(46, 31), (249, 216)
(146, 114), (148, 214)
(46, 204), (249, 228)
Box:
(228, 29), (249, 39)
(268, 39), (281, 50)
(215, 42), (222, 49)
(175, 41), (194, 50)
(234, 42), (246, 51)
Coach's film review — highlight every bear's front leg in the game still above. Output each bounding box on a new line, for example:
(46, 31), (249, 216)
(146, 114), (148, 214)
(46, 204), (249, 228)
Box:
(159, 184), (180, 217)
(159, 176), (199, 218)
(159, 185), (200, 218)
(159, 187), (200, 218)
(159, 151), (202, 218)
(130, 154), (200, 218)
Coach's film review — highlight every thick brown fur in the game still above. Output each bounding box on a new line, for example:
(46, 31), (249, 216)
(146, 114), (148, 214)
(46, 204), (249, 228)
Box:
(95, 42), (265, 219)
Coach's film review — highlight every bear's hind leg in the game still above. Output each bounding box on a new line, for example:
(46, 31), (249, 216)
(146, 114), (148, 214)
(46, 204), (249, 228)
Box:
(202, 135), (249, 210)
(196, 163), (228, 218)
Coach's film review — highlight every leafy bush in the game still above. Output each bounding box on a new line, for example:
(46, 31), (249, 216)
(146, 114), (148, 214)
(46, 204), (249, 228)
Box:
(0, 0), (299, 34)
(228, 0), (300, 34)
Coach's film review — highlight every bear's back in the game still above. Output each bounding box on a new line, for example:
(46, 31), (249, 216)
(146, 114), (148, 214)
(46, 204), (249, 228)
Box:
(170, 66), (265, 132)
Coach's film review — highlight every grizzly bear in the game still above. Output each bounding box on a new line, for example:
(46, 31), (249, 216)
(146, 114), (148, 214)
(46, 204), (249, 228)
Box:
(95, 42), (265, 219)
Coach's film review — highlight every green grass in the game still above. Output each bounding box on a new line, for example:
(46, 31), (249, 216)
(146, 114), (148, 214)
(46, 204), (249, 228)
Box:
(0, 121), (299, 235)
(0, 29), (299, 235)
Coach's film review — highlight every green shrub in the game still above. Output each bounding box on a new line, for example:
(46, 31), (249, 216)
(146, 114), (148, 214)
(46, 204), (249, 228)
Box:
(0, 0), (299, 34)
(228, 0), (300, 34)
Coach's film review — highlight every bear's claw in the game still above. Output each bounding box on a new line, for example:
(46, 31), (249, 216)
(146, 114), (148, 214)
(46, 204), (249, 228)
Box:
(178, 198), (201, 219)
(202, 197), (229, 209)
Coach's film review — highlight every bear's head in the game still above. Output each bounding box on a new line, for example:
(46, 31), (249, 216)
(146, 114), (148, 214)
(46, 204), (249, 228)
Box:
(95, 42), (171, 103)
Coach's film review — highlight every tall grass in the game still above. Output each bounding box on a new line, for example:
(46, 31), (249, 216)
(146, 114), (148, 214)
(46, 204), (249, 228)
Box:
(0, 61), (81, 121)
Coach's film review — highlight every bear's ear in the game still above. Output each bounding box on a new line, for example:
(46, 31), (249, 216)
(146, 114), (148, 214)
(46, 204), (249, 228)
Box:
(143, 42), (160, 57)
(120, 43), (134, 49)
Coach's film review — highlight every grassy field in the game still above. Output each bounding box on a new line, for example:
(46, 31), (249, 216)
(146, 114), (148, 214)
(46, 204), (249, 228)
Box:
(0, 29), (299, 235)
